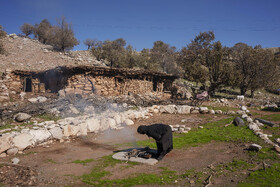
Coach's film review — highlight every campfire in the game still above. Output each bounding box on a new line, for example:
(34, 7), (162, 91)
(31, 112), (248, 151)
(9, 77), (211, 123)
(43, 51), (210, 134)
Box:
(113, 147), (158, 165)
(124, 147), (154, 160)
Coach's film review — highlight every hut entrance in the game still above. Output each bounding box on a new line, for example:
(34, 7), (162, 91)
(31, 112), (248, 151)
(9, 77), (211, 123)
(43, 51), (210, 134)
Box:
(24, 78), (32, 92)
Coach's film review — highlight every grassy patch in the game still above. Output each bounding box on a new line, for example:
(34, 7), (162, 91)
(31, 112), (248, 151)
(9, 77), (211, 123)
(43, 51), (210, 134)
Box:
(180, 168), (206, 185)
(137, 118), (260, 149)
(80, 155), (178, 186)
(224, 160), (254, 172)
(260, 114), (280, 122)
(203, 105), (238, 112)
(36, 114), (61, 122)
(0, 124), (14, 131)
(239, 163), (280, 187)
(72, 159), (94, 165)
(261, 107), (280, 112)
(248, 147), (279, 161)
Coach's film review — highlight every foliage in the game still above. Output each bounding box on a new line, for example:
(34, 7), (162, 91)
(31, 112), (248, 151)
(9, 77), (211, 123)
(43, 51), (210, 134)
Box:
(30, 17), (79, 51)
(137, 117), (260, 149)
(20, 23), (34, 36)
(230, 43), (280, 97)
(51, 16), (79, 51)
(33, 19), (53, 44)
(178, 31), (231, 95)
(83, 38), (97, 50)
(0, 25), (6, 54)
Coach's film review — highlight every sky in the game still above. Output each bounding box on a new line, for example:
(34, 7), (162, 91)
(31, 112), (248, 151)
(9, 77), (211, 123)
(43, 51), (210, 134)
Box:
(0, 0), (279, 51)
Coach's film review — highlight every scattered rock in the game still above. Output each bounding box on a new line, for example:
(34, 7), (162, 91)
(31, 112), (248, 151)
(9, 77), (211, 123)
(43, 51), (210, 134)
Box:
(255, 118), (279, 127)
(14, 113), (31, 122)
(124, 119), (134, 126)
(11, 157), (20, 165)
(7, 148), (19, 156)
(86, 118), (100, 133)
(177, 105), (191, 114)
(233, 117), (245, 127)
(248, 144), (262, 151)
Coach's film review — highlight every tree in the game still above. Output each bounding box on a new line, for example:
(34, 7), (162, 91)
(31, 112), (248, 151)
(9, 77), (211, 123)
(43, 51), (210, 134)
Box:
(51, 17), (79, 51)
(0, 25), (6, 54)
(33, 19), (52, 44)
(20, 23), (34, 37)
(83, 38), (97, 50)
(179, 31), (230, 95)
(231, 43), (280, 97)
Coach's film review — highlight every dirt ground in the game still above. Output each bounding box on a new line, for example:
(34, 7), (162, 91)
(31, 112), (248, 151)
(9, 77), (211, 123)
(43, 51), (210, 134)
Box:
(0, 113), (274, 186)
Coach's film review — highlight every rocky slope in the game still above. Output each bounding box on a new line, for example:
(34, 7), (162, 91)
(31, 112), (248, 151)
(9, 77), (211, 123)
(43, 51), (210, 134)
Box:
(0, 34), (105, 73)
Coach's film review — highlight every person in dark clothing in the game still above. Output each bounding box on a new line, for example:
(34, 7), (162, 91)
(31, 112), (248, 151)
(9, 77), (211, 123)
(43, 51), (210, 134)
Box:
(137, 124), (173, 160)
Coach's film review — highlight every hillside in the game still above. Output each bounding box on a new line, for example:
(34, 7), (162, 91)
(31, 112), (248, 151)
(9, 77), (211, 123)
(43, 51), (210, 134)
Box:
(0, 34), (105, 73)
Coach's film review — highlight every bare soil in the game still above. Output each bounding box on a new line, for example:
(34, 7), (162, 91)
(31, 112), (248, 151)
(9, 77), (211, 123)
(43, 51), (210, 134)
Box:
(0, 113), (255, 186)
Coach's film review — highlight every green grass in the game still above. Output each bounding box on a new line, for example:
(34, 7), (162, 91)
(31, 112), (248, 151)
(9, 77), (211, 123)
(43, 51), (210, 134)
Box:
(238, 163), (280, 187)
(72, 159), (94, 165)
(203, 105), (238, 112)
(261, 107), (280, 112)
(137, 118), (260, 149)
(80, 155), (179, 186)
(36, 114), (61, 122)
(225, 160), (255, 172)
(248, 147), (279, 161)
(260, 114), (280, 122)
(0, 124), (13, 131)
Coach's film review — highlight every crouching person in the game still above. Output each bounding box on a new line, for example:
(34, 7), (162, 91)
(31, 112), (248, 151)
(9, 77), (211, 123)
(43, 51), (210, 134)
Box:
(137, 124), (173, 160)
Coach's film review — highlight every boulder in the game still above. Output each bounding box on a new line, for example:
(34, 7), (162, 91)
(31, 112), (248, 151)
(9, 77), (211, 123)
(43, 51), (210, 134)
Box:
(14, 113), (31, 122)
(241, 106), (247, 111)
(215, 110), (223, 114)
(209, 110), (215, 114)
(78, 123), (88, 136)
(255, 118), (279, 127)
(124, 119), (134, 126)
(13, 133), (34, 151)
(177, 105), (191, 114)
(28, 98), (38, 103)
(107, 118), (117, 129)
(86, 118), (100, 133)
(49, 127), (63, 139)
(248, 144), (262, 151)
(227, 111), (236, 115)
(7, 148), (18, 155)
(248, 122), (261, 131)
(99, 118), (110, 131)
(160, 105), (177, 114)
(29, 129), (52, 144)
(12, 157), (20, 165)
(63, 125), (80, 137)
(191, 110), (200, 114)
(37, 96), (47, 103)
(0, 134), (13, 154)
(199, 107), (209, 114)
(233, 117), (245, 127)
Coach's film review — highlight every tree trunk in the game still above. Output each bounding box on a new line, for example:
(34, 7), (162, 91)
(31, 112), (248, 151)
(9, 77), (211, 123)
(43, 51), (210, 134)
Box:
(240, 86), (247, 95)
(250, 90), (255, 98)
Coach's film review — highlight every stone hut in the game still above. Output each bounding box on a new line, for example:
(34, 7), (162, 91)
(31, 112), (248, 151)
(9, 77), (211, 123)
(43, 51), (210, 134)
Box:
(1, 66), (177, 97)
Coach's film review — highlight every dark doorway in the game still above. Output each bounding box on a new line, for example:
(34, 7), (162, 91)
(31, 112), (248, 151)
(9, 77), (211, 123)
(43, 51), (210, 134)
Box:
(153, 80), (157, 91)
(24, 78), (32, 92)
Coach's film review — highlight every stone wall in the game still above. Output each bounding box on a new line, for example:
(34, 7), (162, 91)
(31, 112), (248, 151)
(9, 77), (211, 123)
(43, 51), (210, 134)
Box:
(65, 74), (164, 96)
